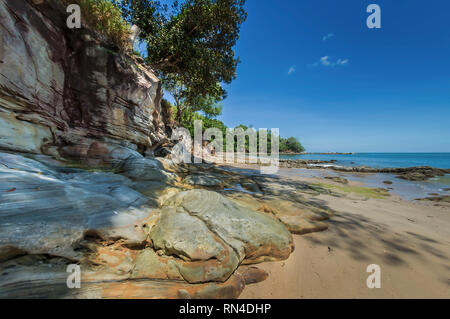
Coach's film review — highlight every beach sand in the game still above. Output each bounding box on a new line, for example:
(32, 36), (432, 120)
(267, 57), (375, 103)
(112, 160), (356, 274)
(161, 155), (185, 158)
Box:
(239, 173), (450, 299)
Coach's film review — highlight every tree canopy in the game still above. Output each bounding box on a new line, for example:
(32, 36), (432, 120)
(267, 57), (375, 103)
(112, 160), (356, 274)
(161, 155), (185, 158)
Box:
(114, 0), (247, 105)
(163, 99), (305, 153)
(280, 137), (305, 153)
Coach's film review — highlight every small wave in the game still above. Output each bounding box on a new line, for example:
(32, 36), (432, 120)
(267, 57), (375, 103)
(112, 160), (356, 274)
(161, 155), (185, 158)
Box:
(307, 164), (343, 168)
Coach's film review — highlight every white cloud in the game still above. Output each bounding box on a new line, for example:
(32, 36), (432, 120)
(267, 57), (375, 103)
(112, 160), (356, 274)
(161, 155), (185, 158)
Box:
(336, 58), (349, 65)
(322, 33), (334, 41)
(288, 66), (296, 75)
(312, 56), (349, 67)
(320, 56), (331, 66)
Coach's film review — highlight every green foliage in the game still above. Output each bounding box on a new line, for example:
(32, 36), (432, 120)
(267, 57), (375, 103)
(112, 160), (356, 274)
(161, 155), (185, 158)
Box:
(279, 137), (305, 153)
(162, 73), (224, 127)
(115, 0), (247, 103)
(167, 99), (224, 134)
(165, 100), (305, 153)
(227, 128), (305, 154)
(92, 1), (305, 155)
(64, 0), (132, 51)
(113, 0), (163, 40)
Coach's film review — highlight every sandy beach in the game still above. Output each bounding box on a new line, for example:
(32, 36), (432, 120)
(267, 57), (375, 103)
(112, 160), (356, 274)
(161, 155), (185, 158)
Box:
(239, 170), (450, 299)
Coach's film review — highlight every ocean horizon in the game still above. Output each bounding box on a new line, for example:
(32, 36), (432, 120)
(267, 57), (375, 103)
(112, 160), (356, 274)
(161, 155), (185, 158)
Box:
(280, 152), (450, 169)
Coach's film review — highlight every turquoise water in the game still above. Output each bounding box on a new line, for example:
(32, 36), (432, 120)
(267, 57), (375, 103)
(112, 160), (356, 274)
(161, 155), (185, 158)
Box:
(280, 153), (450, 169)
(279, 153), (450, 197)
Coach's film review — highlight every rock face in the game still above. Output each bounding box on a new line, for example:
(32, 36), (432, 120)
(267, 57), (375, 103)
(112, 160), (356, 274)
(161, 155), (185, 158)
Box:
(0, 152), (304, 298)
(0, 152), (156, 262)
(0, 0), (170, 162)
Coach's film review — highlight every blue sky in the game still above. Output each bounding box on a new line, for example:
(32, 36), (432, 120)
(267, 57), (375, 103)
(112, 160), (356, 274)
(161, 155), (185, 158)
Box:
(216, 0), (450, 152)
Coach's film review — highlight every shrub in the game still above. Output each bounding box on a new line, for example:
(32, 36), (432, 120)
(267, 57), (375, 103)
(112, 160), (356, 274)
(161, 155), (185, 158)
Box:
(62, 0), (132, 51)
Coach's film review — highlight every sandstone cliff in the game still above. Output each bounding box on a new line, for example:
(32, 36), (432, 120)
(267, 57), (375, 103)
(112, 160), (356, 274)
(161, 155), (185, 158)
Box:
(0, 0), (336, 299)
(0, 0), (169, 163)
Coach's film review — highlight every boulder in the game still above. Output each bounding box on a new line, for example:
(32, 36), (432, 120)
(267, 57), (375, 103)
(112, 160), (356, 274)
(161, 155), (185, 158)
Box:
(161, 190), (294, 264)
(150, 207), (240, 283)
(119, 156), (178, 183)
(0, 153), (159, 261)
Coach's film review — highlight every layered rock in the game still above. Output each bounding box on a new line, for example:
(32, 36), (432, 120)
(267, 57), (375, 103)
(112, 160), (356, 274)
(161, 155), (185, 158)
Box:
(0, 152), (158, 262)
(0, 152), (303, 298)
(0, 0), (170, 162)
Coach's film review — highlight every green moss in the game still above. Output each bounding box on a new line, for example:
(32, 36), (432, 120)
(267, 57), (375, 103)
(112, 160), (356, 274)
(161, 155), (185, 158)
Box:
(62, 0), (131, 51)
(313, 183), (390, 199)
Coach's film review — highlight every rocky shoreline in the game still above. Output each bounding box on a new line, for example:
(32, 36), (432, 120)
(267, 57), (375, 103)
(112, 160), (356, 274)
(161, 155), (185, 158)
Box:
(0, 151), (339, 298)
(1, 0), (447, 300)
(0, 1), (334, 299)
(279, 159), (450, 181)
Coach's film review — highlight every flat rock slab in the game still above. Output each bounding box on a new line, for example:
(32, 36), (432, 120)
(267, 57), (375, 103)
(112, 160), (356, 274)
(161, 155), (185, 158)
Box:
(0, 255), (245, 299)
(277, 215), (328, 235)
(224, 190), (334, 236)
(159, 190), (294, 264)
(184, 174), (223, 187)
(0, 153), (165, 261)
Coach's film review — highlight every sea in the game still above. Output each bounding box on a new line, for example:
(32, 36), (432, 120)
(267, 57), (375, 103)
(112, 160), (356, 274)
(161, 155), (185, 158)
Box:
(279, 153), (450, 169)
(279, 153), (450, 200)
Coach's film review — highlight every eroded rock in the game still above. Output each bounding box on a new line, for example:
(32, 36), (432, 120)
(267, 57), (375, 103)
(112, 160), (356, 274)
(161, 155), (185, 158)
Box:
(0, 0), (170, 162)
(0, 152), (303, 298)
(184, 174), (223, 187)
(0, 254), (245, 299)
(149, 206), (240, 283)
(238, 266), (269, 285)
(161, 190), (294, 264)
(0, 153), (164, 261)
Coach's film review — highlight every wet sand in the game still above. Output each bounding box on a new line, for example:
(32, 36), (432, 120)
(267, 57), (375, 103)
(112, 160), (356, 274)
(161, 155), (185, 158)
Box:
(239, 177), (450, 298)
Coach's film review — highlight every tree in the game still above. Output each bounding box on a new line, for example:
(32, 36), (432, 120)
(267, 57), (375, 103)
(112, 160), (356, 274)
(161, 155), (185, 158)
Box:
(281, 137), (305, 153)
(162, 73), (223, 126)
(160, 73), (188, 124)
(186, 94), (223, 124)
(113, 0), (163, 40)
(114, 0), (247, 103)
